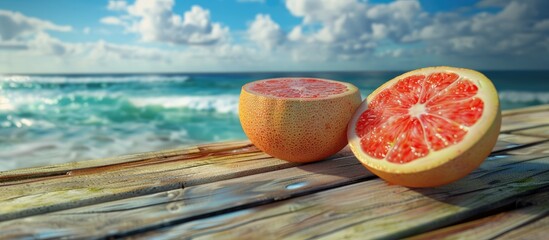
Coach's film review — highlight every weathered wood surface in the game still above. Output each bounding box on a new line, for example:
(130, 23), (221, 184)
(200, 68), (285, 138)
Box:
(500, 105), (549, 132)
(0, 141), (299, 222)
(0, 152), (373, 239)
(130, 148), (549, 240)
(0, 104), (548, 239)
(408, 190), (549, 240)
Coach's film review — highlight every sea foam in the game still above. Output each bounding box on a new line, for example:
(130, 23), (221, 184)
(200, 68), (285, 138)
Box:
(499, 91), (549, 104)
(129, 95), (240, 114)
(0, 75), (190, 84)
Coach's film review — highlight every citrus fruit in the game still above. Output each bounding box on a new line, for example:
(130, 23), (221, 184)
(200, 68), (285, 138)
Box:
(348, 66), (501, 187)
(239, 77), (361, 162)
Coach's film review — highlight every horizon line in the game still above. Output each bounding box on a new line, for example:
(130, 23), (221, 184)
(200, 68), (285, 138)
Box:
(3, 68), (549, 76)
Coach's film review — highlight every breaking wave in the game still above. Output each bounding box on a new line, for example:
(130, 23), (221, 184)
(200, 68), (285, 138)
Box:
(0, 74), (190, 84)
(499, 91), (549, 106)
(128, 95), (240, 114)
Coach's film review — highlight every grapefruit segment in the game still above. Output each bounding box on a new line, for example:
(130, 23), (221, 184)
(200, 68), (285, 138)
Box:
(240, 78), (361, 162)
(348, 66), (501, 187)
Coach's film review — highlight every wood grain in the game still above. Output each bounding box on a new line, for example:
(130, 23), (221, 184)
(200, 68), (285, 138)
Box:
(0, 153), (372, 239)
(496, 213), (549, 239)
(0, 133), (538, 224)
(501, 104), (549, 117)
(501, 110), (549, 132)
(130, 153), (549, 239)
(507, 141), (549, 156)
(0, 141), (304, 222)
(0, 140), (254, 182)
(407, 190), (549, 240)
(493, 133), (547, 153)
(513, 125), (549, 138)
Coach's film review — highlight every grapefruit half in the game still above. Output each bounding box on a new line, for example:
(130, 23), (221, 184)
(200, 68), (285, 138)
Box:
(240, 78), (361, 162)
(348, 66), (501, 187)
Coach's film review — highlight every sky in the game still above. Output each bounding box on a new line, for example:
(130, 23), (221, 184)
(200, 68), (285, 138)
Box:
(0, 0), (547, 73)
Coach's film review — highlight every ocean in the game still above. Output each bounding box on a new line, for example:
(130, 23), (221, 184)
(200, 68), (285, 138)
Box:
(1, 71), (548, 171)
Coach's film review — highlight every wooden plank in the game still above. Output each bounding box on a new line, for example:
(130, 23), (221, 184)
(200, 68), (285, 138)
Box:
(496, 214), (549, 239)
(0, 141), (306, 222)
(507, 141), (549, 155)
(127, 153), (549, 239)
(0, 153), (373, 239)
(501, 104), (549, 117)
(2, 135), (544, 239)
(513, 125), (549, 138)
(407, 190), (549, 240)
(0, 140), (249, 182)
(501, 110), (549, 132)
(493, 133), (547, 153)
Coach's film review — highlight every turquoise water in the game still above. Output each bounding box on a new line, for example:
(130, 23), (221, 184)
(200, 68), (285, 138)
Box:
(1, 71), (548, 171)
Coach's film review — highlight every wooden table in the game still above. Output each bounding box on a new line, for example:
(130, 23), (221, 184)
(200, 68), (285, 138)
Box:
(1, 105), (549, 239)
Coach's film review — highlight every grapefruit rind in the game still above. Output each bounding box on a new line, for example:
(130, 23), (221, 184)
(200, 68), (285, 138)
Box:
(348, 66), (501, 175)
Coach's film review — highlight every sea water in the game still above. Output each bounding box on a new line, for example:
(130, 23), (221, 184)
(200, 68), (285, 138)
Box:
(1, 71), (548, 171)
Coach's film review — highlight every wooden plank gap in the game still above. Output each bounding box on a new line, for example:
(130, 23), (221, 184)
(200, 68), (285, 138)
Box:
(491, 139), (549, 155)
(501, 123), (549, 134)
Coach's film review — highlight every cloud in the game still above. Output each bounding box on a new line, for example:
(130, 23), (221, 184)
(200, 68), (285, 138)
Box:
(0, 41), (28, 50)
(100, 16), (125, 26)
(282, 0), (433, 61)
(285, 0), (371, 60)
(476, 0), (509, 8)
(403, 0), (549, 57)
(2, 0), (548, 73)
(107, 0), (128, 11)
(282, 0), (548, 63)
(0, 10), (71, 41)
(248, 14), (285, 50)
(103, 0), (229, 45)
(0, 10), (260, 73)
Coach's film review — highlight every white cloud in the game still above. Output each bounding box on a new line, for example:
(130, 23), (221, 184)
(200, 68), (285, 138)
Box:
(0, 8), (264, 74)
(100, 16), (124, 26)
(285, 0), (374, 59)
(282, 0), (431, 61)
(403, 0), (549, 57)
(286, 0), (364, 24)
(248, 14), (285, 50)
(283, 0), (548, 62)
(0, 10), (71, 41)
(107, 0), (128, 11)
(103, 0), (229, 45)
(2, 0), (548, 73)
(534, 19), (549, 31)
(0, 41), (27, 50)
(83, 27), (91, 34)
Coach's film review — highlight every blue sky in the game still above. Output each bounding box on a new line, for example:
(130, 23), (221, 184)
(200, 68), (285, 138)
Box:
(0, 0), (547, 73)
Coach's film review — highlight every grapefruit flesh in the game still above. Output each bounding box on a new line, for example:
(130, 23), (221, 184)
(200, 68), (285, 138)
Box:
(240, 78), (361, 162)
(348, 66), (501, 187)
